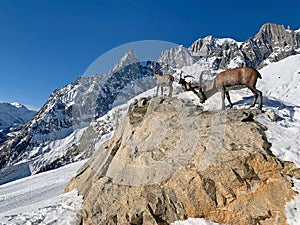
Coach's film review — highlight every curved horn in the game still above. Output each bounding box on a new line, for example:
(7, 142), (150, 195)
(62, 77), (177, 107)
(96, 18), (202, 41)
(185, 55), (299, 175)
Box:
(184, 75), (195, 79)
(153, 64), (162, 74)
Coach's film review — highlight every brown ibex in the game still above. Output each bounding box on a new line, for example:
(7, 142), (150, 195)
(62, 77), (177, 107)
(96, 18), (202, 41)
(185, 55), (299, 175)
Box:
(153, 64), (174, 97)
(178, 71), (200, 91)
(190, 67), (263, 110)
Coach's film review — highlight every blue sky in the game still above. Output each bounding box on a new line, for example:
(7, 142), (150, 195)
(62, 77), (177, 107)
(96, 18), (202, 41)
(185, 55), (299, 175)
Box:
(0, 0), (299, 110)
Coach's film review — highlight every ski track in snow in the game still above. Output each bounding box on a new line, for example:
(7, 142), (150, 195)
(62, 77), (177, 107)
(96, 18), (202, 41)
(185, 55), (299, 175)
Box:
(0, 55), (300, 224)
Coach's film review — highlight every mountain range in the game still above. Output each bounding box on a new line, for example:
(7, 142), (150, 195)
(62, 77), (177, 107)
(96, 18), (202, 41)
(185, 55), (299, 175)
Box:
(0, 22), (299, 183)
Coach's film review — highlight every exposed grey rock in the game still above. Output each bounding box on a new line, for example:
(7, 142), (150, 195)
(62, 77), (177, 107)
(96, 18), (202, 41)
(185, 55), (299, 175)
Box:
(264, 110), (280, 121)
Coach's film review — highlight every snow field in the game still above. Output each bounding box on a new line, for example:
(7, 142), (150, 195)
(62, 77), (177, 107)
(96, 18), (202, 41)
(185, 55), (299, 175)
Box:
(0, 160), (86, 225)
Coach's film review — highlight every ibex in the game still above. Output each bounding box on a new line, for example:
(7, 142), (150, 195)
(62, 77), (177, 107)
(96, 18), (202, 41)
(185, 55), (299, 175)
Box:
(178, 71), (200, 91)
(190, 67), (263, 110)
(153, 64), (174, 97)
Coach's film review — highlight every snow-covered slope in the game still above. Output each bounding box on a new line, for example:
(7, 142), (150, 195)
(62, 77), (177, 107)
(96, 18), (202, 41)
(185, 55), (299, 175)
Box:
(0, 160), (85, 225)
(259, 54), (300, 105)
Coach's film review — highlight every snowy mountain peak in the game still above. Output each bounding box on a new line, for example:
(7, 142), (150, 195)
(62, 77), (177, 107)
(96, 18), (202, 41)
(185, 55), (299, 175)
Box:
(0, 102), (36, 144)
(215, 37), (240, 46)
(188, 35), (215, 56)
(254, 23), (299, 49)
(110, 49), (139, 74)
(189, 35), (241, 57)
(202, 35), (214, 42)
(10, 102), (23, 108)
(157, 45), (196, 68)
(0, 102), (36, 129)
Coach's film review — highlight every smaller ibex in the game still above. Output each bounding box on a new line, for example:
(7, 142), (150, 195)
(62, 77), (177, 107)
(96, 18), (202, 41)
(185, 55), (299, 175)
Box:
(190, 67), (263, 110)
(178, 71), (200, 91)
(153, 64), (174, 97)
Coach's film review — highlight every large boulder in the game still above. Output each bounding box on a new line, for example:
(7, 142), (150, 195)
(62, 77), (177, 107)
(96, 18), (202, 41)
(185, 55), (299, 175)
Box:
(65, 97), (299, 225)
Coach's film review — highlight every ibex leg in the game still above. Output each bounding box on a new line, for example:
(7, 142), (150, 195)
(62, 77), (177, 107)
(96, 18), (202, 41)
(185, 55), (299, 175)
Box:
(225, 91), (233, 108)
(220, 88), (226, 110)
(255, 88), (263, 110)
(169, 85), (173, 97)
(248, 86), (259, 108)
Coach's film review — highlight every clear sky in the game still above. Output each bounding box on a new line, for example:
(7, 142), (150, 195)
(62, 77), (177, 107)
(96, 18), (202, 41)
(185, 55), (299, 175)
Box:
(0, 0), (299, 110)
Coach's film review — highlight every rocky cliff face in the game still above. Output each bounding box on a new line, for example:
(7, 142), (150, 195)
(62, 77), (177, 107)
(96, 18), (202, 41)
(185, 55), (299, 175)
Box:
(242, 23), (299, 68)
(65, 97), (300, 225)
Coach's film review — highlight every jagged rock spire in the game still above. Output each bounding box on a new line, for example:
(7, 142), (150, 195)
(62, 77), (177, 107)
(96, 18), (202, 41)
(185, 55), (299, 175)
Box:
(110, 49), (139, 74)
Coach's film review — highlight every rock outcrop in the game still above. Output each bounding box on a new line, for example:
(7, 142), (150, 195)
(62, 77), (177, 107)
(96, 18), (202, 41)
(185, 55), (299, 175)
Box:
(65, 97), (299, 225)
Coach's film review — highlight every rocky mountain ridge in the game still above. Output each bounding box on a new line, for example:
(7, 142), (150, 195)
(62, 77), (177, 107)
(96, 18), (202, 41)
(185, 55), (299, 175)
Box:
(159, 23), (300, 71)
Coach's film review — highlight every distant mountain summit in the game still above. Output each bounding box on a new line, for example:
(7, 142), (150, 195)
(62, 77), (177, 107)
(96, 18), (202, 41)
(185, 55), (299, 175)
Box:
(0, 102), (36, 144)
(157, 45), (196, 69)
(110, 49), (139, 74)
(189, 36), (240, 57)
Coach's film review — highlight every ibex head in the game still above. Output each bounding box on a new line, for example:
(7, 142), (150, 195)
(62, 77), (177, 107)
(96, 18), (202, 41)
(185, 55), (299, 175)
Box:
(188, 82), (207, 103)
(178, 71), (185, 85)
(153, 64), (162, 76)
